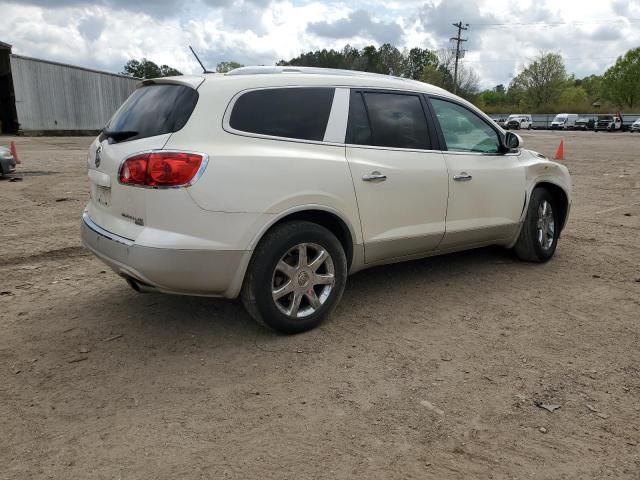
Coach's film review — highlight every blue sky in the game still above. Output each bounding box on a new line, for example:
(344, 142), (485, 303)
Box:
(1, 0), (639, 88)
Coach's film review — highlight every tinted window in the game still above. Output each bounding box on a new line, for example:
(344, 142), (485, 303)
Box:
(346, 92), (372, 145)
(430, 99), (500, 153)
(106, 84), (198, 143)
(230, 88), (335, 141)
(361, 92), (430, 149)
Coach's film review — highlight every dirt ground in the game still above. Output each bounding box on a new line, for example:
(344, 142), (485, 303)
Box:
(0, 131), (638, 479)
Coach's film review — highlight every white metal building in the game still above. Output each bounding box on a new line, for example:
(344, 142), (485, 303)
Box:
(0, 41), (139, 134)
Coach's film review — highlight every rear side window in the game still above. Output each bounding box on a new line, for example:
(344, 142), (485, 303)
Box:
(229, 88), (335, 141)
(347, 91), (431, 150)
(106, 84), (198, 143)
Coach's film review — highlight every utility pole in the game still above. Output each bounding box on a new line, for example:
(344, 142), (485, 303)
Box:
(450, 21), (468, 94)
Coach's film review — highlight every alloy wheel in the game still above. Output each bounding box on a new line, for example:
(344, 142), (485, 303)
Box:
(536, 200), (555, 251)
(271, 243), (335, 318)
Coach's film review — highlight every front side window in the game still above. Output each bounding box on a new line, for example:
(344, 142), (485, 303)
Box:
(430, 98), (501, 153)
(229, 87), (335, 141)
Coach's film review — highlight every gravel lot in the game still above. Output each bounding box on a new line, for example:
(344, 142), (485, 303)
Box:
(1, 131), (639, 479)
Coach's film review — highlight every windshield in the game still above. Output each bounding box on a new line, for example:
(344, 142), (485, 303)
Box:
(507, 115), (521, 121)
(553, 115), (568, 122)
(599, 116), (613, 121)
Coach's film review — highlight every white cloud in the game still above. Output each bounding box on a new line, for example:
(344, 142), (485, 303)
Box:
(1, 0), (639, 88)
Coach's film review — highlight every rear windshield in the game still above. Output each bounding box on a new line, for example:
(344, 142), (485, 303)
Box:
(104, 84), (198, 143)
(229, 87), (335, 141)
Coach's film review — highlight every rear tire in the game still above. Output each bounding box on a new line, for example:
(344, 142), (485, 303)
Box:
(241, 221), (347, 334)
(513, 188), (559, 262)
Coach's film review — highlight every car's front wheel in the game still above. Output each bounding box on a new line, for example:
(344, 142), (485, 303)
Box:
(513, 188), (559, 262)
(241, 221), (347, 334)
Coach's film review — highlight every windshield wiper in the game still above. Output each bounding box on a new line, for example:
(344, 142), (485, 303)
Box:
(101, 128), (139, 142)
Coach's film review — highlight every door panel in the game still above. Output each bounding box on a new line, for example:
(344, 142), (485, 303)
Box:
(347, 146), (448, 263)
(428, 97), (526, 248)
(439, 152), (525, 248)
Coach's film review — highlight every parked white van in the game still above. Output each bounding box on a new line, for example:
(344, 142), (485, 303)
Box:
(551, 114), (579, 130)
(82, 67), (571, 333)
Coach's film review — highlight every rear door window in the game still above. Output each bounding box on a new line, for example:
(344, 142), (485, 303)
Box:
(347, 91), (431, 150)
(229, 87), (335, 141)
(345, 92), (372, 145)
(105, 84), (198, 143)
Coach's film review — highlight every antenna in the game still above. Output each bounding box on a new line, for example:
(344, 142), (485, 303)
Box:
(189, 46), (213, 73)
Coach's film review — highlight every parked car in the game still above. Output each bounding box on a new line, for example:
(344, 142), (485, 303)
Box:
(595, 114), (622, 131)
(81, 67), (572, 333)
(492, 117), (506, 125)
(0, 145), (16, 177)
(550, 113), (579, 130)
(574, 116), (596, 131)
(504, 114), (533, 130)
(630, 118), (640, 132)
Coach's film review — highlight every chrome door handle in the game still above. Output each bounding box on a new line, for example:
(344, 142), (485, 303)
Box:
(362, 171), (387, 182)
(453, 172), (472, 182)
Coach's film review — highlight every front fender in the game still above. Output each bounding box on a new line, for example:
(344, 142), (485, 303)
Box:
(506, 150), (572, 247)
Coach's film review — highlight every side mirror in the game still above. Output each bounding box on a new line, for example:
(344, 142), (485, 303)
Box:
(505, 131), (522, 149)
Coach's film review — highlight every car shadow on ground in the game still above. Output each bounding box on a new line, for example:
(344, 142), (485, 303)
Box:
(57, 245), (520, 350)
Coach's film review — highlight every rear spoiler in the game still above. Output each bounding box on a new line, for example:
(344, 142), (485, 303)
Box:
(139, 76), (205, 90)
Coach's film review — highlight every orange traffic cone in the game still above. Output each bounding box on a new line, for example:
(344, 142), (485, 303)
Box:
(554, 140), (564, 161)
(10, 141), (21, 164)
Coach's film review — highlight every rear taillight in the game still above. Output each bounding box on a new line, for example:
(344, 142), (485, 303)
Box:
(119, 151), (206, 187)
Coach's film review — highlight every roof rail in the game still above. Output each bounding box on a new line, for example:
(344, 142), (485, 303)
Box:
(225, 65), (413, 82)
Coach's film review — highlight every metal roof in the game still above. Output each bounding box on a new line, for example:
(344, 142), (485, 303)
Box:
(9, 54), (140, 80)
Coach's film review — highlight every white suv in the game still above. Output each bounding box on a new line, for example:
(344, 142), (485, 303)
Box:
(82, 67), (571, 333)
(503, 114), (533, 130)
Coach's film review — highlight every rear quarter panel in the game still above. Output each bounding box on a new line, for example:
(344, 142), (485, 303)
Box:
(162, 78), (363, 246)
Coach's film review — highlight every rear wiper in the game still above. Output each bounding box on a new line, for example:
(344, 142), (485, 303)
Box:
(101, 129), (139, 142)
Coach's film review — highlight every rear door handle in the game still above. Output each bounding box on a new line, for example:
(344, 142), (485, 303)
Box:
(453, 172), (472, 182)
(362, 171), (387, 182)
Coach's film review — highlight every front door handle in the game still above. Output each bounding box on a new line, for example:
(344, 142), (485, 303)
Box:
(362, 171), (387, 182)
(453, 172), (472, 182)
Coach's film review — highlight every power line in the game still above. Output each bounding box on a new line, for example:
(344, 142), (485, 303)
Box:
(460, 56), (621, 64)
(450, 21), (468, 94)
(471, 18), (640, 29)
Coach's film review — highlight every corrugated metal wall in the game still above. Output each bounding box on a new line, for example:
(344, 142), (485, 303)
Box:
(10, 55), (139, 132)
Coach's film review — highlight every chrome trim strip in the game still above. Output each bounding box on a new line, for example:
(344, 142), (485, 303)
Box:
(82, 212), (134, 247)
(345, 143), (442, 154)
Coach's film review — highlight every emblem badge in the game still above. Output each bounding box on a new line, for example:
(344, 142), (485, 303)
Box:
(95, 146), (102, 168)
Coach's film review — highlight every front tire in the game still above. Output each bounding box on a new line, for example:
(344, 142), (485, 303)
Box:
(513, 188), (559, 262)
(241, 221), (347, 334)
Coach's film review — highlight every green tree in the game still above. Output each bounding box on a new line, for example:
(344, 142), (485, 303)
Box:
(602, 47), (640, 109)
(559, 86), (588, 105)
(377, 44), (405, 76)
(403, 47), (438, 80)
(512, 52), (567, 108)
(216, 61), (244, 73)
(121, 58), (182, 79)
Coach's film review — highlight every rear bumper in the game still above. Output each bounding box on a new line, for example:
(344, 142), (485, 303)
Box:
(81, 212), (249, 298)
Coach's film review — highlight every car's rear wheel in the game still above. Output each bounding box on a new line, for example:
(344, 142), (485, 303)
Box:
(513, 188), (559, 262)
(241, 221), (347, 334)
